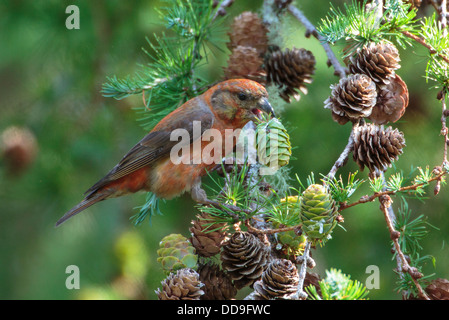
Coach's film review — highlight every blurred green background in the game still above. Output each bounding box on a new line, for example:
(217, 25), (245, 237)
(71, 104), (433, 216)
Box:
(1, 0), (448, 300)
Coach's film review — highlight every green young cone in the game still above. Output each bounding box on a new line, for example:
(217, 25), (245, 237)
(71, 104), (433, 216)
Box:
(273, 196), (306, 259)
(256, 118), (292, 170)
(300, 184), (338, 243)
(157, 234), (198, 275)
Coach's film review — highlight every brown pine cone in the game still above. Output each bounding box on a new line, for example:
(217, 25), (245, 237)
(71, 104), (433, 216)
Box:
(265, 47), (316, 103)
(227, 11), (269, 55)
(189, 210), (229, 258)
(223, 46), (266, 85)
(348, 41), (401, 86)
(155, 268), (204, 300)
(324, 74), (377, 124)
(1, 126), (38, 175)
(369, 74), (409, 124)
(353, 123), (406, 172)
(426, 278), (449, 300)
(253, 259), (299, 299)
(221, 231), (271, 289)
(304, 272), (322, 297)
(198, 263), (237, 300)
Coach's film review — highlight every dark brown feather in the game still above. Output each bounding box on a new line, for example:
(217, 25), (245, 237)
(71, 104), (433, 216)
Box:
(55, 192), (109, 227)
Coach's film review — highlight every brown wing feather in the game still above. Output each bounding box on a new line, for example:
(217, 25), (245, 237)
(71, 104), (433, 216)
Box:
(84, 100), (214, 198)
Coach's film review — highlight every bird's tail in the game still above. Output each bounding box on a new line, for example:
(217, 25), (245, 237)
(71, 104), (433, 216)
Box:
(55, 192), (109, 227)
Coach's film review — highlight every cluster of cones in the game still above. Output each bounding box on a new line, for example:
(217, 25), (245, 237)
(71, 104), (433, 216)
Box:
(155, 220), (449, 300)
(156, 179), (343, 300)
(154, 3), (449, 301)
(155, 214), (310, 300)
(324, 41), (408, 173)
(223, 10), (316, 103)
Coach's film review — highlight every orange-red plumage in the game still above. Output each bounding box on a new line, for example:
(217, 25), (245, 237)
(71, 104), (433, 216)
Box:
(56, 79), (274, 227)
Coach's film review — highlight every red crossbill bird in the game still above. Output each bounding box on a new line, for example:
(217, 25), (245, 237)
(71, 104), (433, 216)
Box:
(55, 79), (274, 227)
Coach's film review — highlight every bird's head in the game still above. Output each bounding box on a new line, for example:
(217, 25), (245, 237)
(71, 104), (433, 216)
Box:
(208, 79), (275, 127)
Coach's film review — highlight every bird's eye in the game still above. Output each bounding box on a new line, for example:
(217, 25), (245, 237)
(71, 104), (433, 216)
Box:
(238, 93), (247, 101)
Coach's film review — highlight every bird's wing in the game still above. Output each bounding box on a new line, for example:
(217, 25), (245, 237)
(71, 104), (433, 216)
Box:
(84, 100), (215, 197)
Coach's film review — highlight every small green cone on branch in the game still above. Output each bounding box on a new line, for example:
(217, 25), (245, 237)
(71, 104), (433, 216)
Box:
(275, 227), (306, 260)
(300, 184), (338, 244)
(256, 118), (292, 173)
(157, 234), (198, 275)
(273, 196), (306, 259)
